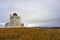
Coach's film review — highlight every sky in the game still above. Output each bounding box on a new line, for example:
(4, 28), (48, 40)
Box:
(0, 0), (60, 27)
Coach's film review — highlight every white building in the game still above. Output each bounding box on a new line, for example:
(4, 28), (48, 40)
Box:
(5, 13), (24, 28)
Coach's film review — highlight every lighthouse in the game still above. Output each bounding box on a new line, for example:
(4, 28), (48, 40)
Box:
(5, 13), (24, 28)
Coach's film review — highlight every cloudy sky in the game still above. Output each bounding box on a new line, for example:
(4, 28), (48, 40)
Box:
(0, 0), (60, 27)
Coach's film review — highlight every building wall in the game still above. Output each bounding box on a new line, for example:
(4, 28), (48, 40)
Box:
(5, 13), (24, 28)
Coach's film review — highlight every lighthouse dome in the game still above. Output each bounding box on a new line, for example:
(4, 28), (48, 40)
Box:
(13, 13), (17, 16)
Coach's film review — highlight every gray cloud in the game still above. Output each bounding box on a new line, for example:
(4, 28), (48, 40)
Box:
(0, 0), (60, 27)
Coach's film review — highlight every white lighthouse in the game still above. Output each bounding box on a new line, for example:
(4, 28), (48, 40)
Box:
(5, 13), (24, 28)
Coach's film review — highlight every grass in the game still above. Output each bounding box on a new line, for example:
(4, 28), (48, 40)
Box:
(0, 28), (60, 40)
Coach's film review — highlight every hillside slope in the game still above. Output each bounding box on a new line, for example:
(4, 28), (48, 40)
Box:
(0, 28), (60, 40)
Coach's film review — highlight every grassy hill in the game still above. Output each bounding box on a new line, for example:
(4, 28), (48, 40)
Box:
(0, 28), (60, 40)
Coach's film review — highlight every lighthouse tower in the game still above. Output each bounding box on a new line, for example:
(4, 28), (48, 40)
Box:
(5, 13), (24, 28)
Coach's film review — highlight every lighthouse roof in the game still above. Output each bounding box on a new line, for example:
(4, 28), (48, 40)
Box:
(13, 13), (17, 16)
